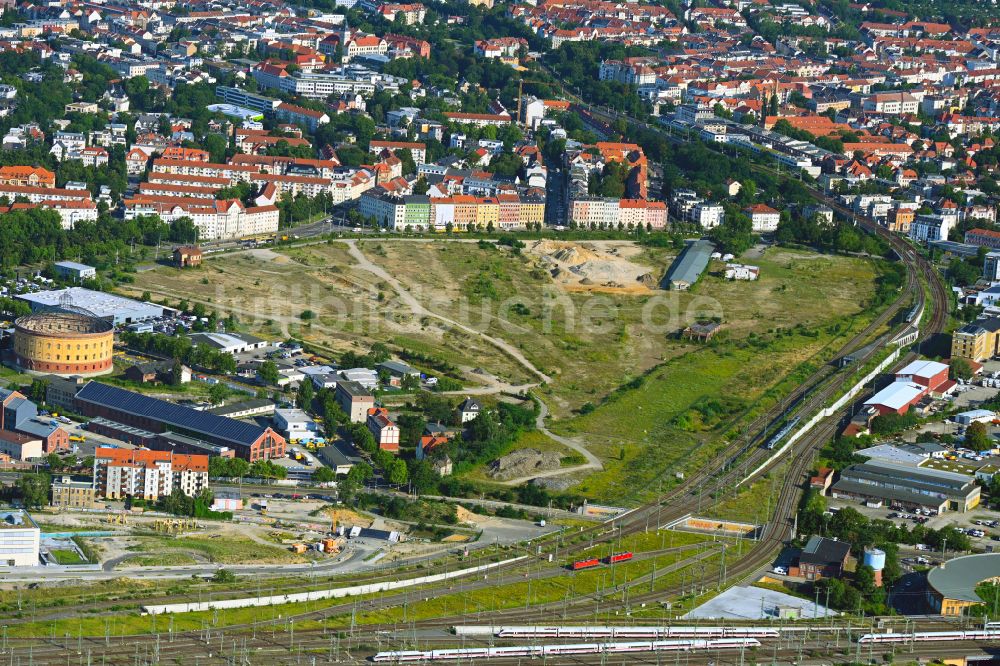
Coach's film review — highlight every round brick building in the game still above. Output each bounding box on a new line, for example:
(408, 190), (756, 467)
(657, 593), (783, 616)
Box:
(13, 312), (114, 377)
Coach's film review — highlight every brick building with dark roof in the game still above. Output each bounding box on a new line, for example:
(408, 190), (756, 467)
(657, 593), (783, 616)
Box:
(75, 382), (285, 461)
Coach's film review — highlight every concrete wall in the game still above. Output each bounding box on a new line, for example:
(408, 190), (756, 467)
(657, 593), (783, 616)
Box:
(142, 556), (527, 614)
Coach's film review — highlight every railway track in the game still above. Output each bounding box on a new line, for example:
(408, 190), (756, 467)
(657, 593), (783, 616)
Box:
(0, 106), (954, 665)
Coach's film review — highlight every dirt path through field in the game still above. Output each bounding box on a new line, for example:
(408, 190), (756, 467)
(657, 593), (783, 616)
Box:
(346, 240), (604, 482)
(345, 240), (553, 384)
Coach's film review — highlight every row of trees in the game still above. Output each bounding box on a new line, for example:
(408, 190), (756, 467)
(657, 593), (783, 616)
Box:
(0, 207), (195, 270)
(121, 331), (237, 374)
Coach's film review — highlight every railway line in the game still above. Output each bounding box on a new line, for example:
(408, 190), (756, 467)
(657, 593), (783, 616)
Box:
(0, 106), (955, 665)
(0, 282), (943, 661)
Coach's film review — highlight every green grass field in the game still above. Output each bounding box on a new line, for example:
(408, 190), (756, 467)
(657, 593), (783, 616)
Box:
(129, 536), (303, 564)
(50, 549), (85, 565)
(128, 241), (884, 505)
(125, 553), (199, 567)
(704, 462), (790, 525)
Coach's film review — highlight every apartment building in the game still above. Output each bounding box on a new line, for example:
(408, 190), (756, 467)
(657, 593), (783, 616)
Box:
(862, 92), (919, 115)
(336, 381), (375, 423)
(366, 407), (400, 452)
(50, 475), (97, 509)
(274, 103), (330, 132)
(910, 214), (953, 243)
(966, 228), (1000, 250)
(0, 166), (55, 188)
(123, 198), (279, 241)
(599, 60), (657, 86)
(369, 140), (426, 165)
(359, 190), (542, 231)
(93, 447), (209, 500)
(690, 202), (725, 228)
(443, 112), (512, 127)
(745, 204), (781, 232)
(951, 316), (1000, 362)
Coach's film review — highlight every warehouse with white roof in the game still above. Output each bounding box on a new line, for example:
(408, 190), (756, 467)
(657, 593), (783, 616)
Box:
(16, 287), (163, 325)
(864, 381), (926, 415)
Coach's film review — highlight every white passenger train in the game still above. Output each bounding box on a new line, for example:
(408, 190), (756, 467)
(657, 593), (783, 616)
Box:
(493, 626), (780, 639)
(858, 629), (1000, 644)
(372, 638), (761, 662)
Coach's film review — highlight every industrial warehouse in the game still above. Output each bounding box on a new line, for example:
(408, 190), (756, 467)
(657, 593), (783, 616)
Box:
(73, 382), (286, 461)
(15, 287), (164, 325)
(926, 553), (1000, 615)
(829, 460), (982, 513)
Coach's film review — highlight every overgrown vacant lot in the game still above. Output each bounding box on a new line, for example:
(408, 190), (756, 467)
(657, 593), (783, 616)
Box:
(128, 241), (532, 385)
(543, 247), (887, 503)
(131, 239), (884, 503)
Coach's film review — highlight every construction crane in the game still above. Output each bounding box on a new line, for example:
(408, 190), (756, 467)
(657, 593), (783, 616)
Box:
(517, 78), (555, 127)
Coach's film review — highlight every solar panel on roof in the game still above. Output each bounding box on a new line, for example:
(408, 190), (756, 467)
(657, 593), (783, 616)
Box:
(76, 382), (266, 446)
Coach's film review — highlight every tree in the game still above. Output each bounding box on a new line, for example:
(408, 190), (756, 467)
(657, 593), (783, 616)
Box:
(208, 382), (230, 405)
(229, 457), (250, 479)
(345, 461), (373, 484)
(258, 360), (280, 385)
(250, 459), (287, 481)
(966, 421), (991, 451)
(18, 473), (50, 510)
(950, 357), (974, 381)
(312, 466), (335, 483)
(212, 568), (236, 583)
(46, 452), (64, 471)
(296, 380), (314, 409)
(168, 217), (199, 243)
(28, 378), (48, 404)
(171, 358), (186, 386)
(388, 458), (408, 486)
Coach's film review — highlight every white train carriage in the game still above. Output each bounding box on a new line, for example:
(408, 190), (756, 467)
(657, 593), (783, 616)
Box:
(372, 638), (761, 662)
(858, 630), (1000, 644)
(494, 625), (780, 640)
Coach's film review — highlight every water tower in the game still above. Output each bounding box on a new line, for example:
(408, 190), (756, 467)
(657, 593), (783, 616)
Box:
(863, 547), (886, 587)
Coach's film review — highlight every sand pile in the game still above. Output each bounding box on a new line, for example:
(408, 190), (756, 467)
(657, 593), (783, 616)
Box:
(527, 240), (662, 294)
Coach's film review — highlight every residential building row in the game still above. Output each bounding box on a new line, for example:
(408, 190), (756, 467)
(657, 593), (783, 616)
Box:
(359, 190), (545, 231)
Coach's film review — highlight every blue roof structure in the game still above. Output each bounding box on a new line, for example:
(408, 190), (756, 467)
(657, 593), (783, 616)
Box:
(664, 239), (715, 290)
(75, 382), (268, 447)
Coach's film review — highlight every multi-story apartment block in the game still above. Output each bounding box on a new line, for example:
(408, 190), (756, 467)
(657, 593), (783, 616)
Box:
(336, 381), (375, 423)
(93, 447), (209, 501)
(599, 60), (657, 86)
(691, 202), (725, 229)
(966, 228), (1000, 250)
(0, 166), (55, 188)
(951, 317), (1000, 362)
(50, 475), (97, 509)
(369, 140), (426, 165)
(123, 197), (279, 241)
(910, 214), (952, 243)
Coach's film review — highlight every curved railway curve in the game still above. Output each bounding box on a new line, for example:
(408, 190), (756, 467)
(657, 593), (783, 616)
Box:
(0, 108), (954, 665)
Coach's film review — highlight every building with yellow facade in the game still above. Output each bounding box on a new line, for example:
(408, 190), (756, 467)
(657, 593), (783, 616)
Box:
(13, 312), (114, 377)
(926, 554), (1000, 615)
(951, 317), (1000, 362)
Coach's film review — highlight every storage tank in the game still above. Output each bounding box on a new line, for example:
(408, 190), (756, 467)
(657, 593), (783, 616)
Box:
(863, 547), (886, 587)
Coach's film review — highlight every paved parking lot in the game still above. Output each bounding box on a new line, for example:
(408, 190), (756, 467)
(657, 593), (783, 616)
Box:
(825, 497), (1000, 545)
